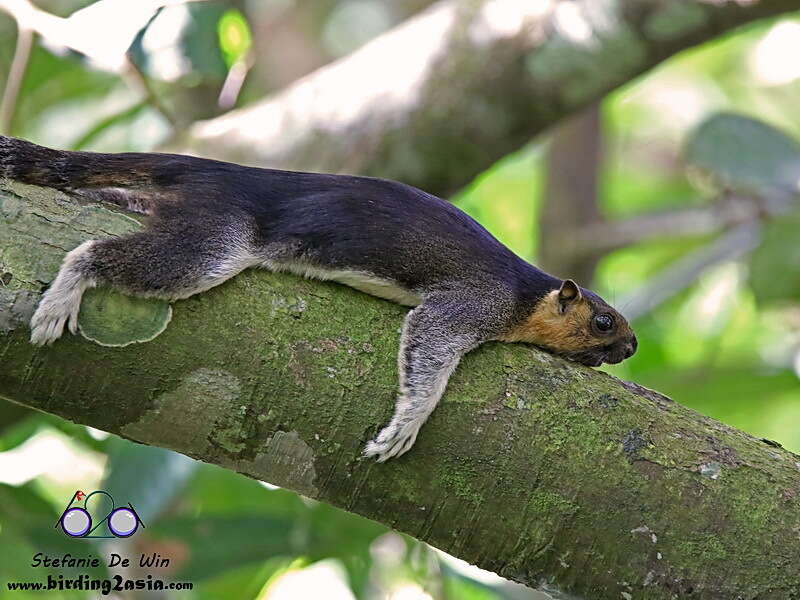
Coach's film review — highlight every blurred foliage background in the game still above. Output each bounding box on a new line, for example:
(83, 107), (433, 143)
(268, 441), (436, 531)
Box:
(1, 1), (799, 598)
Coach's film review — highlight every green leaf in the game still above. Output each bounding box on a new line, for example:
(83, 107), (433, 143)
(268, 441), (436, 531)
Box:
(185, 464), (306, 517)
(306, 502), (387, 594)
(439, 558), (505, 600)
(749, 211), (800, 304)
(0, 483), (108, 576)
(150, 515), (298, 581)
(149, 465), (387, 589)
(218, 9), (252, 68)
(129, 2), (230, 83)
(14, 46), (119, 141)
(102, 437), (197, 524)
(0, 412), (109, 454)
(193, 559), (290, 600)
(0, 401), (37, 448)
(443, 575), (503, 600)
(685, 112), (800, 198)
(72, 101), (149, 151)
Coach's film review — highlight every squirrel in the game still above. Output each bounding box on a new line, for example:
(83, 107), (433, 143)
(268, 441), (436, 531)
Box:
(1, 136), (637, 461)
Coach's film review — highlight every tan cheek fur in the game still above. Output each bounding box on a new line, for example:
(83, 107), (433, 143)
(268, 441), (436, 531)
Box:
(498, 290), (596, 352)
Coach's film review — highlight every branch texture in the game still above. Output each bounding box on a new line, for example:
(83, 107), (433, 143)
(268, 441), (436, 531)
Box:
(173, 0), (799, 196)
(2, 181), (800, 599)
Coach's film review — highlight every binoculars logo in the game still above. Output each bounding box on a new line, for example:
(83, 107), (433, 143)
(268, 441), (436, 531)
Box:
(57, 490), (145, 539)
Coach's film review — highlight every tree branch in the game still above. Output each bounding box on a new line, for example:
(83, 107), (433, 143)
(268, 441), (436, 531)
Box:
(0, 24), (33, 135)
(568, 192), (792, 259)
(539, 103), (604, 283)
(2, 180), (800, 600)
(618, 222), (762, 321)
(172, 0), (799, 196)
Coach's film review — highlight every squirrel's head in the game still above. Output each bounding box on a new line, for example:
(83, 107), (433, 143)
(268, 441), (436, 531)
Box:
(501, 279), (637, 367)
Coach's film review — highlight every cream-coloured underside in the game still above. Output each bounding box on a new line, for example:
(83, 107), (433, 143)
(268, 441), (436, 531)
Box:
(261, 259), (422, 307)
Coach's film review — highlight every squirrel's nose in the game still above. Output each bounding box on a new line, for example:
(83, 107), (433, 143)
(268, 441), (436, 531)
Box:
(623, 337), (637, 359)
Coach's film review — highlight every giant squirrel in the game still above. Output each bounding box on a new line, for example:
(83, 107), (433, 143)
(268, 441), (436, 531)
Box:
(1, 136), (637, 461)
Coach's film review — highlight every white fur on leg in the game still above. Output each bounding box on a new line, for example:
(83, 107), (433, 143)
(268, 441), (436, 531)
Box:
(30, 240), (96, 346)
(364, 306), (473, 462)
(363, 386), (445, 462)
(363, 414), (425, 462)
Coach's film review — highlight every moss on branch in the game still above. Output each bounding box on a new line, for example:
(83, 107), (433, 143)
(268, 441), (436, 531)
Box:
(1, 181), (799, 599)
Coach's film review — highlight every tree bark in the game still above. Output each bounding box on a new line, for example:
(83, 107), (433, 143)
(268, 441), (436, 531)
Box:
(172, 0), (800, 197)
(539, 103), (604, 285)
(2, 181), (800, 600)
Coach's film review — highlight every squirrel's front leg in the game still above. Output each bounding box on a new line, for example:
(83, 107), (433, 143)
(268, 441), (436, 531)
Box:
(363, 295), (498, 462)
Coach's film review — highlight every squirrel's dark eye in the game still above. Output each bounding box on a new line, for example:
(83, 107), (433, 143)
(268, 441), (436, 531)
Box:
(594, 314), (614, 332)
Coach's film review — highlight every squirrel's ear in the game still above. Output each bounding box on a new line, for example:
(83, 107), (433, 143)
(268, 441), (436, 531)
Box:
(558, 279), (582, 312)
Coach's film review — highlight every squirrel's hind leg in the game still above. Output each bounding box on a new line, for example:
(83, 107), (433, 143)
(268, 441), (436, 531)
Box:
(29, 240), (97, 345)
(30, 218), (257, 345)
(363, 295), (499, 462)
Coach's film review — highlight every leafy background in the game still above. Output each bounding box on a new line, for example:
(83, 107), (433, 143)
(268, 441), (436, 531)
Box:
(0, 1), (799, 598)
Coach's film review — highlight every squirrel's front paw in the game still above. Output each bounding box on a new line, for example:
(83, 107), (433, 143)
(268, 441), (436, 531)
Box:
(29, 291), (81, 346)
(363, 422), (421, 462)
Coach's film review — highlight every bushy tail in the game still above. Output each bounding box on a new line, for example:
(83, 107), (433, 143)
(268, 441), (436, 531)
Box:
(0, 135), (165, 188)
(0, 135), (71, 187)
(0, 135), (194, 214)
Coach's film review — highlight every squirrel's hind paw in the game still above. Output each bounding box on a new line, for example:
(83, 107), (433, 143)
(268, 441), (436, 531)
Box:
(29, 289), (81, 346)
(363, 422), (421, 462)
